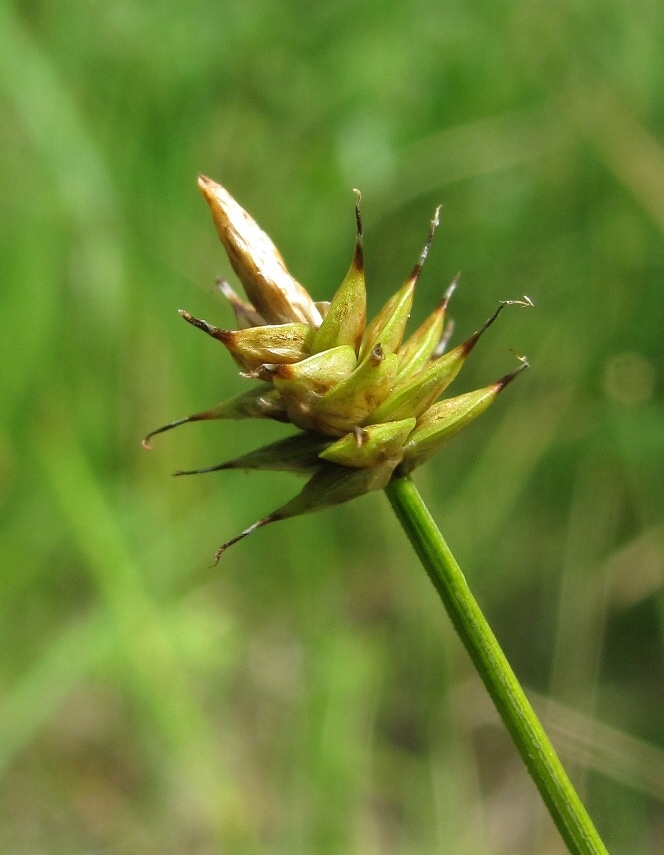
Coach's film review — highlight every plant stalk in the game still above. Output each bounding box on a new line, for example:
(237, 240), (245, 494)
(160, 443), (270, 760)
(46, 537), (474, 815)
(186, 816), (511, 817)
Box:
(384, 474), (609, 855)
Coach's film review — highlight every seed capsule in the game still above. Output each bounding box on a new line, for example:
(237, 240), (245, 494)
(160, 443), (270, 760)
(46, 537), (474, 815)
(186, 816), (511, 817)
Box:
(309, 347), (399, 435)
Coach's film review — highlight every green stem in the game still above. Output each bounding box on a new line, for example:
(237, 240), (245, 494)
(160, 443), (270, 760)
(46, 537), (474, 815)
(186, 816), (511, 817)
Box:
(384, 474), (609, 855)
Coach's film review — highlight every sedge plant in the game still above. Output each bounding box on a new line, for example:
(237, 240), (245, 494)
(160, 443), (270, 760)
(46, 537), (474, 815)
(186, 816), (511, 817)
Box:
(144, 176), (609, 854)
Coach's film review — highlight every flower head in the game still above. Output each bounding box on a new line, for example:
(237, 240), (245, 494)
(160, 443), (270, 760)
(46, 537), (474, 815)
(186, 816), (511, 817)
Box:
(144, 177), (531, 562)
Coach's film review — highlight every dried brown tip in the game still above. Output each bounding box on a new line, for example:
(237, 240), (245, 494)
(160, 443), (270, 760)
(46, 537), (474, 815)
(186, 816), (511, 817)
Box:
(211, 514), (283, 566)
(496, 353), (530, 391)
(197, 173), (215, 191)
(179, 309), (228, 342)
(352, 188), (364, 237)
(462, 295), (533, 356)
(461, 304), (503, 356)
(369, 344), (385, 365)
(141, 416), (195, 448)
(349, 189), (364, 275)
(173, 461), (231, 476)
(406, 204), (442, 287)
(141, 398), (235, 448)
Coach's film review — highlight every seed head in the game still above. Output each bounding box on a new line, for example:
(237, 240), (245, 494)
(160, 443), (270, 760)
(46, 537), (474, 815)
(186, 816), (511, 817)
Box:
(144, 177), (531, 561)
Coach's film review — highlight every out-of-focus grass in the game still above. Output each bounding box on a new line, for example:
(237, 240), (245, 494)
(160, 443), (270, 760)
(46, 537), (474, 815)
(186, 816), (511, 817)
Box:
(1, 1), (663, 852)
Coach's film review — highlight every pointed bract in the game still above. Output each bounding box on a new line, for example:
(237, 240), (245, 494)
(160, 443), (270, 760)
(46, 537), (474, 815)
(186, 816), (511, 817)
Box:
(141, 384), (288, 447)
(311, 209), (366, 354)
(180, 310), (314, 373)
(212, 461), (396, 564)
(175, 434), (330, 477)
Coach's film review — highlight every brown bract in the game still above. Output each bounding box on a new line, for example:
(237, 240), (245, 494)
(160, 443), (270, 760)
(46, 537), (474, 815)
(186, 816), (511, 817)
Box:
(198, 175), (323, 327)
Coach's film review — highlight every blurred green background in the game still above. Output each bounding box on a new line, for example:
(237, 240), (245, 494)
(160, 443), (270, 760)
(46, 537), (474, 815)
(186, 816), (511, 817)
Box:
(1, 0), (663, 852)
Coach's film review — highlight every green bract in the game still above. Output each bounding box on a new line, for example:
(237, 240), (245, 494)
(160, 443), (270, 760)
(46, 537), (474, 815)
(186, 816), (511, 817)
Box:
(144, 177), (531, 561)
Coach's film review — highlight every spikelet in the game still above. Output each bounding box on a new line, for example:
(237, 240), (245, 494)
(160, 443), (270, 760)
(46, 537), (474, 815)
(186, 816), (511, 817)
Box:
(144, 177), (532, 561)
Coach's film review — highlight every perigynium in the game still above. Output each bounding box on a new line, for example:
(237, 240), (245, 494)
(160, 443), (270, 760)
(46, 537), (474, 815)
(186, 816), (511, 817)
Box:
(144, 176), (531, 562)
